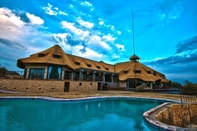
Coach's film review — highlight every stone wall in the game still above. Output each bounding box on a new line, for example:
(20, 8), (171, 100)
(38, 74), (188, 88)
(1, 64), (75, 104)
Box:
(119, 81), (126, 88)
(156, 104), (197, 128)
(69, 81), (98, 91)
(0, 79), (98, 93)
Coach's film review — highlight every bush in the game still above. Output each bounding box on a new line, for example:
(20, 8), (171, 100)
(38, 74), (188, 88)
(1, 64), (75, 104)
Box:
(182, 81), (197, 95)
(0, 67), (7, 75)
(135, 83), (146, 92)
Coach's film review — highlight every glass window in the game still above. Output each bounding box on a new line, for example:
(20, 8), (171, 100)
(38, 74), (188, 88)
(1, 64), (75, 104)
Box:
(29, 68), (45, 79)
(83, 72), (93, 81)
(74, 71), (79, 80)
(134, 70), (141, 73)
(105, 74), (111, 82)
(48, 65), (62, 79)
(64, 71), (72, 80)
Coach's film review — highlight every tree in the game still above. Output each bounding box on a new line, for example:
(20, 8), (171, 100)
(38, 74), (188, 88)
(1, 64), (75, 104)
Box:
(169, 81), (182, 89)
(182, 80), (197, 95)
(0, 67), (7, 75)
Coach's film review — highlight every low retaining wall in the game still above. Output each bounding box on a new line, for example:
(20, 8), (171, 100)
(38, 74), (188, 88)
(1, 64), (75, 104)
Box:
(156, 104), (197, 128)
(143, 103), (197, 131)
(0, 79), (98, 93)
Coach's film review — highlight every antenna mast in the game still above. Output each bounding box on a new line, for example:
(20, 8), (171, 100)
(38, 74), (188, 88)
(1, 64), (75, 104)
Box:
(132, 9), (135, 54)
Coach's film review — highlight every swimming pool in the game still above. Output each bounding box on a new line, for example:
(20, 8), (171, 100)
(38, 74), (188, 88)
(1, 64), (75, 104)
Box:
(0, 97), (165, 131)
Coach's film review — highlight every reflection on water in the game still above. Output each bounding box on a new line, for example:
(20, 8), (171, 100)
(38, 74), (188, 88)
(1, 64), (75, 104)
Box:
(0, 98), (163, 131)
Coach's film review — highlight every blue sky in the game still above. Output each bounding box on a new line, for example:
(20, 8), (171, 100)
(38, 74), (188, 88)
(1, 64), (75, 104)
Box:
(0, 0), (197, 84)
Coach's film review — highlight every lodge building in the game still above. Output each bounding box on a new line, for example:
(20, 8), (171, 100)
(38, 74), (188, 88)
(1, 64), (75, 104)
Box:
(17, 45), (170, 90)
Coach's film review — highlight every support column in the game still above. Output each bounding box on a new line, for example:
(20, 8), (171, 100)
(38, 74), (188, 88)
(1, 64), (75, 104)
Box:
(92, 71), (95, 81)
(161, 83), (163, 88)
(61, 70), (64, 80)
(44, 68), (48, 79)
(79, 70), (83, 81)
(71, 72), (74, 80)
(150, 83), (153, 89)
(26, 68), (30, 79)
(103, 73), (105, 83)
(111, 74), (114, 83)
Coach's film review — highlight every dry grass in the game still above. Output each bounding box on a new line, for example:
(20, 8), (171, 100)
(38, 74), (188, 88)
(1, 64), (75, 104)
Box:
(0, 90), (181, 101)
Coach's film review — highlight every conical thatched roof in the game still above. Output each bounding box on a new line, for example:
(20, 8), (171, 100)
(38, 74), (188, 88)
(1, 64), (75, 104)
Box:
(115, 61), (169, 82)
(115, 61), (158, 82)
(17, 45), (74, 69)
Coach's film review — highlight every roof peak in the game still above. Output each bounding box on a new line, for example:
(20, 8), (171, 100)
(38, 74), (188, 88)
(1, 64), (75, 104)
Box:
(129, 54), (140, 61)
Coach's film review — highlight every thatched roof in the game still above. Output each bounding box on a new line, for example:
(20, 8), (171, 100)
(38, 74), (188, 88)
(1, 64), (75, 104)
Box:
(67, 55), (115, 73)
(17, 45), (170, 82)
(115, 61), (162, 82)
(17, 45), (74, 69)
(129, 54), (140, 61)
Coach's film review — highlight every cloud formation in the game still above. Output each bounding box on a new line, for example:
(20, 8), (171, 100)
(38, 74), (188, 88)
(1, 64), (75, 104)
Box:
(42, 3), (68, 16)
(26, 13), (44, 25)
(0, 38), (25, 50)
(176, 36), (197, 54)
(143, 35), (197, 83)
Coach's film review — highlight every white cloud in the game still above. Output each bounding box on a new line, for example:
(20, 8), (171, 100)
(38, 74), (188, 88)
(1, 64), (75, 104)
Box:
(128, 30), (131, 32)
(113, 54), (119, 59)
(50, 33), (104, 60)
(73, 45), (103, 59)
(89, 35), (111, 50)
(77, 18), (94, 28)
(43, 3), (68, 16)
(80, 1), (94, 11)
(61, 21), (76, 30)
(98, 18), (103, 21)
(61, 21), (90, 39)
(116, 44), (125, 51)
(102, 34), (115, 42)
(117, 31), (121, 35)
(70, 4), (74, 8)
(0, 7), (52, 56)
(0, 7), (26, 40)
(43, 3), (57, 15)
(26, 13), (44, 25)
(80, 1), (93, 7)
(99, 21), (104, 25)
(110, 25), (115, 31)
(0, 8), (24, 27)
(61, 21), (111, 51)
(59, 11), (68, 15)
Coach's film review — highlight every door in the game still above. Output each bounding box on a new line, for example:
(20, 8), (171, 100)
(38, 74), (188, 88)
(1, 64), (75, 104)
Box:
(98, 82), (102, 90)
(64, 82), (70, 92)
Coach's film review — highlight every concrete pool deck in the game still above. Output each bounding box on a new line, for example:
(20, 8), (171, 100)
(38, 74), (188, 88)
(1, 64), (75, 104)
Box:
(0, 90), (181, 101)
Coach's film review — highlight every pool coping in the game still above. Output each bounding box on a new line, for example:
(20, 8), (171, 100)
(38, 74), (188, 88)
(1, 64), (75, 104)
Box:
(0, 95), (180, 102)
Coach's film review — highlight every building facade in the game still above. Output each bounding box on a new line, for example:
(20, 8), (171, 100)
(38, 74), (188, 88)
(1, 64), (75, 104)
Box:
(17, 45), (170, 90)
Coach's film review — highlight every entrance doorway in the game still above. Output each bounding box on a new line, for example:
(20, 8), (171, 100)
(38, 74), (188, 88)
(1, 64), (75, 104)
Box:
(64, 82), (70, 92)
(97, 82), (102, 90)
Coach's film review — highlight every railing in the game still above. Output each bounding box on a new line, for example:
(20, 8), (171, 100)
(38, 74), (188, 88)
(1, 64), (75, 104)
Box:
(0, 72), (101, 81)
(180, 90), (197, 104)
(179, 89), (197, 128)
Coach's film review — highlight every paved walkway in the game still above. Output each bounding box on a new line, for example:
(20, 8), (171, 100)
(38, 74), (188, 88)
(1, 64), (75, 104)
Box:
(0, 90), (181, 101)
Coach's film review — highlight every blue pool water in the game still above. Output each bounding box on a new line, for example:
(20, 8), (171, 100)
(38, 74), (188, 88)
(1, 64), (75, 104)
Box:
(0, 98), (164, 131)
